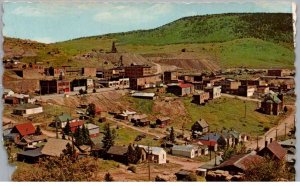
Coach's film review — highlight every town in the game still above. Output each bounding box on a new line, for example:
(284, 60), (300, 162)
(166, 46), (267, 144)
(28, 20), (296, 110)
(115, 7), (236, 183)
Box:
(2, 40), (296, 181)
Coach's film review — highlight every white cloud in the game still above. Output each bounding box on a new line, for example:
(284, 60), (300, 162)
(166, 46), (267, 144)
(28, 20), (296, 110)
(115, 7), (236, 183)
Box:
(12, 6), (45, 17)
(93, 3), (173, 23)
(254, 1), (292, 12)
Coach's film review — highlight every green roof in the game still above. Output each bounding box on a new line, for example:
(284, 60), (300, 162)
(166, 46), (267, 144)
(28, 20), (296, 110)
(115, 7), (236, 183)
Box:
(57, 113), (72, 122)
(264, 93), (282, 104)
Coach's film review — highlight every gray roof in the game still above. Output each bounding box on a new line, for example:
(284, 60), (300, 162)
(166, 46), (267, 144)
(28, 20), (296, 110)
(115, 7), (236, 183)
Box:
(172, 145), (197, 152)
(13, 104), (42, 110)
(84, 123), (99, 130)
(279, 139), (296, 148)
(18, 147), (43, 157)
(199, 156), (223, 170)
(132, 92), (155, 97)
(41, 138), (75, 157)
(138, 145), (166, 155)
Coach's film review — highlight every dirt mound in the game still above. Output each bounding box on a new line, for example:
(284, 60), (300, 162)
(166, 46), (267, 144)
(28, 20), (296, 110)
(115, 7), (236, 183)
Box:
(153, 98), (187, 117)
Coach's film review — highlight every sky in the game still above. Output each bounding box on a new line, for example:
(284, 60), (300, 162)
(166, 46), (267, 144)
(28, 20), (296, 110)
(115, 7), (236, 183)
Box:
(3, 0), (293, 43)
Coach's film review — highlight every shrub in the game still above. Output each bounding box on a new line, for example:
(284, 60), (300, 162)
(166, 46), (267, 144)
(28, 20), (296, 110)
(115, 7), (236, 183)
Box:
(182, 173), (197, 181)
(263, 126), (270, 132)
(104, 172), (114, 182)
(128, 165), (137, 173)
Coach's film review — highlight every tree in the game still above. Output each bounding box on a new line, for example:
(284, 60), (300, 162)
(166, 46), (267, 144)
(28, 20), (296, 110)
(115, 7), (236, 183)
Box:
(102, 123), (116, 152)
(104, 172), (114, 181)
(35, 125), (42, 135)
(63, 143), (75, 158)
(169, 127), (175, 142)
(74, 126), (84, 146)
(63, 119), (71, 135)
(81, 124), (91, 145)
(243, 157), (294, 181)
(87, 103), (96, 118)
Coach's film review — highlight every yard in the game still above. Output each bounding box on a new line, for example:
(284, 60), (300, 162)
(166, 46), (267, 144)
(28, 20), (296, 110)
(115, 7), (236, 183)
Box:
(182, 97), (281, 136)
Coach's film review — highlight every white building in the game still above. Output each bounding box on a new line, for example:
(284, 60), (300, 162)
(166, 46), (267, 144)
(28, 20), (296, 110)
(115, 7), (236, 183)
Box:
(138, 145), (167, 164)
(171, 145), (208, 158)
(13, 104), (43, 116)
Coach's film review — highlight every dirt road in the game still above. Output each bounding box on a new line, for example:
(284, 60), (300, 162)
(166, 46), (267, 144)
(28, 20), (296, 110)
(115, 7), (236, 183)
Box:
(245, 105), (295, 150)
(167, 155), (203, 170)
(222, 93), (260, 102)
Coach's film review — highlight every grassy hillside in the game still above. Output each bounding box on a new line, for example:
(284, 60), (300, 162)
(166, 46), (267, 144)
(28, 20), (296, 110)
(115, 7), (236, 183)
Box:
(82, 13), (293, 46)
(4, 13), (295, 69)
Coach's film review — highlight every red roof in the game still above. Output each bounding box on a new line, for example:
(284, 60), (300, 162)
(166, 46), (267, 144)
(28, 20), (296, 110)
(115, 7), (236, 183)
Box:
(95, 106), (101, 114)
(178, 83), (193, 88)
(70, 120), (84, 132)
(261, 141), (287, 160)
(198, 140), (217, 146)
(14, 123), (36, 137)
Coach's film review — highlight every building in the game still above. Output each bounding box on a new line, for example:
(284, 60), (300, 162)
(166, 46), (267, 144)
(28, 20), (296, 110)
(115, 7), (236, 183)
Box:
(163, 71), (178, 84)
(129, 75), (162, 90)
(267, 69), (284, 77)
(4, 94), (30, 105)
(199, 133), (229, 149)
(125, 64), (153, 78)
(256, 86), (270, 95)
(238, 85), (256, 97)
(198, 140), (218, 152)
(131, 92), (156, 100)
(106, 146), (130, 164)
(11, 122), (36, 138)
(204, 86), (221, 99)
(84, 123), (100, 138)
(211, 153), (263, 174)
(3, 89), (14, 97)
(131, 114), (150, 126)
(156, 116), (171, 127)
(47, 67), (65, 77)
(260, 92), (284, 115)
(191, 119), (209, 135)
(13, 104), (43, 116)
(41, 138), (78, 157)
(17, 147), (44, 163)
(167, 83), (193, 96)
(56, 113), (76, 128)
(71, 78), (94, 91)
(17, 135), (47, 149)
(219, 79), (241, 93)
(192, 91), (210, 105)
(171, 145), (204, 158)
(82, 67), (96, 77)
(138, 145), (167, 164)
(258, 141), (287, 161)
(40, 79), (71, 94)
(98, 78), (129, 88)
(63, 66), (82, 76)
(69, 120), (85, 133)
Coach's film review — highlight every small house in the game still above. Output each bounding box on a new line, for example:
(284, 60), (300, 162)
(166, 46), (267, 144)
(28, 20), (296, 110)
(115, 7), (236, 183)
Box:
(17, 147), (44, 163)
(156, 116), (171, 127)
(260, 92), (284, 115)
(13, 104), (43, 116)
(191, 119), (209, 135)
(138, 145), (167, 164)
(192, 91), (210, 105)
(198, 140), (218, 152)
(171, 145), (203, 158)
(238, 85), (256, 97)
(84, 123), (100, 138)
(204, 86), (221, 99)
(17, 135), (47, 149)
(11, 122), (36, 138)
(56, 113), (73, 128)
(166, 83), (193, 96)
(106, 146), (129, 164)
(131, 92), (156, 100)
(41, 138), (78, 157)
(69, 120), (85, 133)
(258, 141), (287, 161)
(3, 89), (14, 98)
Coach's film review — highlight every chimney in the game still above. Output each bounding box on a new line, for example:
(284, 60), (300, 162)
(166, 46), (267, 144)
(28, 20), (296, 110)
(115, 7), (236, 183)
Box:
(265, 141), (268, 147)
(270, 138), (273, 143)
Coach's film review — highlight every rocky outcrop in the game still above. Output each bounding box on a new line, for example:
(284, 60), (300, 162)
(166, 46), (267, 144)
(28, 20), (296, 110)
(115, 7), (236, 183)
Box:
(155, 172), (177, 182)
(205, 170), (244, 181)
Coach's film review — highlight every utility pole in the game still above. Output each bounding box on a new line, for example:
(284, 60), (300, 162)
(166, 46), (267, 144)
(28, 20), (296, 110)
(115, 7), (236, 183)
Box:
(285, 123), (287, 139)
(209, 141), (212, 160)
(275, 128), (278, 141)
(256, 135), (259, 150)
(147, 144), (152, 181)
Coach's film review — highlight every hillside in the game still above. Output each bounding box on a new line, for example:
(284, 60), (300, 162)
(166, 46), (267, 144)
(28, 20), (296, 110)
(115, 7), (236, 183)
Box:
(4, 13), (295, 70)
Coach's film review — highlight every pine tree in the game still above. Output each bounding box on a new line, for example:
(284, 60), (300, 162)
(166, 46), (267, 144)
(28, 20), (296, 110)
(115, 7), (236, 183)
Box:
(63, 119), (71, 135)
(74, 126), (84, 146)
(35, 125), (42, 135)
(102, 123), (116, 152)
(87, 103), (96, 118)
(82, 124), (91, 145)
(170, 127), (175, 142)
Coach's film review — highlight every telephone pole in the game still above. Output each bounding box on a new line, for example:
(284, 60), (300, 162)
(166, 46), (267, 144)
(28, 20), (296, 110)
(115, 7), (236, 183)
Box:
(275, 128), (278, 141)
(284, 123), (287, 139)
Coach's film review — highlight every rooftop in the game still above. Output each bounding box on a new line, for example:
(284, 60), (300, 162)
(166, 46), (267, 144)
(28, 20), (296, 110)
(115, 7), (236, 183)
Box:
(13, 122), (36, 137)
(14, 104), (42, 110)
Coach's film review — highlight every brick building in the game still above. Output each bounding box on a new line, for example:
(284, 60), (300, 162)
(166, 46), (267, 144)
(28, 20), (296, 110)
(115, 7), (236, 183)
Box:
(164, 71), (178, 84)
(125, 64), (153, 78)
(40, 79), (70, 94)
(129, 75), (162, 90)
(82, 67), (96, 77)
(46, 67), (65, 77)
(167, 83), (194, 96)
(204, 86), (221, 99)
(267, 69), (284, 77)
(238, 85), (256, 97)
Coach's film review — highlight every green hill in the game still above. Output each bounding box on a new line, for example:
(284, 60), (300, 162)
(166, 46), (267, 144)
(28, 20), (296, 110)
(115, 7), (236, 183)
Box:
(5, 13), (295, 69)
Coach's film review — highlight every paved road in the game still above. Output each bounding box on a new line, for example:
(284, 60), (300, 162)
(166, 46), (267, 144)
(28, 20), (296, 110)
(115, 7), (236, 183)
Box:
(245, 105), (295, 150)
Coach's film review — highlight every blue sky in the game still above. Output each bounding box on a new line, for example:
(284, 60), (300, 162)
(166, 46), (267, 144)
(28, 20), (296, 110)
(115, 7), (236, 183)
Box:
(3, 1), (292, 43)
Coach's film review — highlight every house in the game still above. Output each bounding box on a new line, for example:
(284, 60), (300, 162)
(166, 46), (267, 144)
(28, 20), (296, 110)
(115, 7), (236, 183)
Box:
(204, 86), (221, 99)
(164, 71), (178, 84)
(129, 74), (162, 90)
(4, 93), (32, 105)
(69, 120), (85, 133)
(71, 78), (89, 91)
(138, 145), (167, 164)
(212, 153), (263, 174)
(199, 133), (228, 149)
(40, 79), (71, 94)
(192, 91), (210, 105)
(82, 67), (96, 77)
(131, 92), (156, 100)
(98, 78), (129, 89)
(198, 140), (218, 152)
(56, 113), (75, 128)
(220, 79), (241, 94)
(191, 119), (209, 135)
(41, 138), (77, 157)
(167, 83), (193, 96)
(17, 147), (44, 163)
(125, 64), (153, 78)
(171, 145), (204, 158)
(13, 104), (43, 116)
(84, 123), (100, 138)
(17, 135), (47, 149)
(131, 114), (148, 124)
(260, 92), (284, 115)
(11, 122), (36, 138)
(3, 89), (14, 98)
(221, 129), (247, 146)
(256, 86), (270, 95)
(279, 139), (296, 166)
(238, 85), (256, 97)
(258, 141), (287, 161)
(156, 116), (171, 127)
(106, 146), (129, 164)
